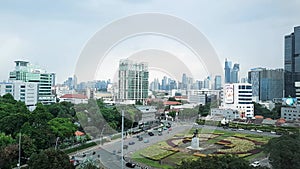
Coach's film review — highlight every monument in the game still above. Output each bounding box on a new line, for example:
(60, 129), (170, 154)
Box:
(187, 129), (203, 151)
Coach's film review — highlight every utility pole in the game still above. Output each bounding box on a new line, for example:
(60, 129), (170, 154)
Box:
(121, 110), (124, 169)
(18, 132), (21, 169)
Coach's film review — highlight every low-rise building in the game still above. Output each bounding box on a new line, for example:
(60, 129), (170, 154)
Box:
(59, 94), (88, 104)
(281, 106), (300, 121)
(210, 108), (239, 120)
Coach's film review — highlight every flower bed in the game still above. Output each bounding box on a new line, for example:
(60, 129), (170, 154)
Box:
(217, 137), (255, 154)
(139, 141), (178, 161)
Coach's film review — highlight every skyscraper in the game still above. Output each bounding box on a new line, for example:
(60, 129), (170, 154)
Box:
(231, 64), (240, 83)
(248, 68), (284, 101)
(118, 59), (149, 103)
(9, 61), (55, 104)
(224, 59), (231, 83)
(284, 26), (300, 97)
(214, 75), (222, 90)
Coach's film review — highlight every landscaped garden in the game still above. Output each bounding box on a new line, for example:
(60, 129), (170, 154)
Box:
(131, 128), (273, 168)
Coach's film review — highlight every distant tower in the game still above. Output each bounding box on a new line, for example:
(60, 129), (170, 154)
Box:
(231, 63), (240, 83)
(224, 59), (231, 83)
(214, 75), (222, 90)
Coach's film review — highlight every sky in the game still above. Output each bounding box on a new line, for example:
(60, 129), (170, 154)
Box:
(0, 0), (300, 83)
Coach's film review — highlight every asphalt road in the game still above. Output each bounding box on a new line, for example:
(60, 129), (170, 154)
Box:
(73, 123), (278, 169)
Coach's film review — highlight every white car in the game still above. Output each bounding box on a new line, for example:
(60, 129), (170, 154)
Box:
(256, 130), (263, 133)
(250, 129), (255, 132)
(250, 161), (260, 167)
(238, 128), (244, 131)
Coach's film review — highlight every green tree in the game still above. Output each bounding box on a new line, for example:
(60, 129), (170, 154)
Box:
(168, 111), (176, 119)
(264, 133), (300, 169)
(48, 118), (77, 141)
(28, 149), (74, 169)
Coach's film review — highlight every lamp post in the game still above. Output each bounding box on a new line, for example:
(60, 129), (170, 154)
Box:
(100, 124), (106, 145)
(121, 110), (124, 169)
(55, 137), (60, 150)
(18, 132), (21, 169)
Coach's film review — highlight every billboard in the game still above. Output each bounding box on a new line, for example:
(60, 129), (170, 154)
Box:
(224, 84), (234, 104)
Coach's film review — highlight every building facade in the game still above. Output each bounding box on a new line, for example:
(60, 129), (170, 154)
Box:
(248, 68), (284, 101)
(281, 106), (300, 122)
(118, 59), (149, 103)
(9, 61), (55, 104)
(214, 75), (222, 90)
(0, 81), (38, 107)
(221, 83), (254, 118)
(224, 59), (240, 83)
(284, 26), (300, 97)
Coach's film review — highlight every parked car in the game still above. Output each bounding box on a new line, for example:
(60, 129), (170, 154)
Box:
(123, 145), (128, 149)
(158, 132), (162, 136)
(250, 161), (260, 167)
(129, 141), (135, 145)
(138, 137), (143, 141)
(126, 162), (136, 168)
(144, 139), (149, 143)
(148, 132), (154, 136)
(256, 130), (263, 133)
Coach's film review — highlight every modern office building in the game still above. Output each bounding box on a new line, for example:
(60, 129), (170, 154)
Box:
(0, 81), (38, 107)
(231, 64), (240, 83)
(224, 59), (240, 83)
(214, 75), (222, 90)
(281, 106), (300, 122)
(284, 26), (300, 97)
(220, 83), (254, 118)
(248, 68), (284, 101)
(118, 59), (149, 103)
(224, 59), (232, 83)
(9, 61), (55, 104)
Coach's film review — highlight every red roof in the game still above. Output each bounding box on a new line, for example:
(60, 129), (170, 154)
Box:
(255, 115), (264, 119)
(163, 101), (182, 105)
(75, 131), (85, 136)
(60, 94), (87, 99)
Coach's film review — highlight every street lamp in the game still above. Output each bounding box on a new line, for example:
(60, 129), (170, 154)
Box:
(18, 132), (21, 169)
(100, 124), (106, 145)
(121, 109), (124, 169)
(55, 137), (60, 150)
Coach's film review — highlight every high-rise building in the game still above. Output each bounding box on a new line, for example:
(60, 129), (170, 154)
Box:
(284, 26), (300, 97)
(231, 64), (240, 83)
(224, 59), (232, 83)
(182, 73), (187, 89)
(117, 59), (149, 103)
(221, 83), (254, 118)
(214, 75), (222, 90)
(9, 61), (55, 104)
(248, 68), (284, 101)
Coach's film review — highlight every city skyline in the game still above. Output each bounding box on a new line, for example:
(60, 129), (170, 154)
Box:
(1, 1), (300, 83)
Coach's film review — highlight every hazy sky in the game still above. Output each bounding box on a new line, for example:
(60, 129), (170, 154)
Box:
(1, 0), (300, 83)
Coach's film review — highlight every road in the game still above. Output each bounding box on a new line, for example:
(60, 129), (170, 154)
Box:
(72, 123), (278, 169)
(73, 122), (193, 169)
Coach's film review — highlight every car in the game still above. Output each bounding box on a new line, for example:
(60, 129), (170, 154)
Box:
(250, 129), (255, 132)
(138, 136), (143, 141)
(238, 128), (244, 131)
(231, 128), (237, 131)
(256, 130), (263, 133)
(158, 132), (162, 136)
(123, 145), (128, 149)
(250, 161), (260, 167)
(144, 139), (149, 143)
(148, 132), (154, 136)
(126, 162), (136, 168)
(129, 141), (135, 145)
(270, 131), (276, 134)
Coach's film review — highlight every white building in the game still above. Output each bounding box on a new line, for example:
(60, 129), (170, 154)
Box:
(59, 94), (88, 104)
(210, 108), (239, 120)
(0, 81), (38, 108)
(281, 106), (300, 122)
(220, 83), (254, 118)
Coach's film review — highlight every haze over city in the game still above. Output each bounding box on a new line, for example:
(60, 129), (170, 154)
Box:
(1, 0), (300, 83)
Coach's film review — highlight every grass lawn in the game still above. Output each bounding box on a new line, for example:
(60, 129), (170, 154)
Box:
(131, 150), (173, 169)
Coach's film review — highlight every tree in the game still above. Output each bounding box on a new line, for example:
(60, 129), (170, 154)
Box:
(28, 149), (74, 169)
(48, 118), (77, 141)
(168, 111), (176, 119)
(176, 155), (265, 169)
(264, 133), (300, 169)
